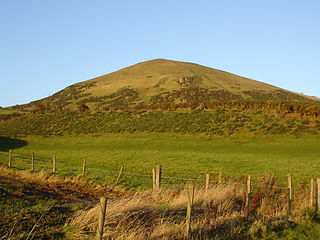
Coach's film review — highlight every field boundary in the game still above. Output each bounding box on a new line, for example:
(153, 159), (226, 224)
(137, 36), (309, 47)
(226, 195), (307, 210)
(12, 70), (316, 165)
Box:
(2, 150), (320, 239)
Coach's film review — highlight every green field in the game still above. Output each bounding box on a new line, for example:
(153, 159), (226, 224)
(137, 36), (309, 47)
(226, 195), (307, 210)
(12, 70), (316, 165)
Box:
(1, 133), (320, 190)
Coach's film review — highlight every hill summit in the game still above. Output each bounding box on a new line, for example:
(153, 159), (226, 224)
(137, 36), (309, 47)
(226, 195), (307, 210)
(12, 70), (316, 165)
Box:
(24, 59), (316, 111)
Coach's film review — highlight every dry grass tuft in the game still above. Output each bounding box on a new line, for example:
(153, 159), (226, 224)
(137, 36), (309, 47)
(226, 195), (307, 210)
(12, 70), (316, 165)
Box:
(68, 184), (244, 240)
(1, 166), (316, 239)
(68, 180), (316, 240)
(0, 166), (126, 201)
(0, 166), (84, 185)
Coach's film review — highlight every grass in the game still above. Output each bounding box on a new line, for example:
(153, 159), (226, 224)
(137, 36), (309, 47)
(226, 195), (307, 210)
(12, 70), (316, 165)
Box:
(2, 166), (320, 239)
(0, 166), (125, 239)
(68, 184), (244, 240)
(68, 181), (320, 240)
(1, 133), (320, 190)
(0, 109), (25, 114)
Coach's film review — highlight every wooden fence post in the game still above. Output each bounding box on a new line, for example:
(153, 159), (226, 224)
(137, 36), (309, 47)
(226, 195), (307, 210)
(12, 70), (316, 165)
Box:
(82, 158), (87, 177)
(287, 175), (292, 217)
(316, 178), (320, 214)
(152, 168), (156, 191)
(218, 170), (222, 184)
(185, 183), (195, 239)
(155, 165), (162, 192)
(205, 174), (210, 190)
(96, 197), (107, 240)
(31, 152), (35, 171)
(310, 178), (315, 208)
(245, 175), (251, 220)
(52, 154), (56, 173)
(8, 150), (12, 167)
(115, 165), (124, 185)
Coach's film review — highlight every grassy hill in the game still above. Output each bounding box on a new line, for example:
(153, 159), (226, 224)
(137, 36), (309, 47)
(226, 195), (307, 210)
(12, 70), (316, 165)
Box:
(3, 59), (320, 239)
(13, 59), (318, 112)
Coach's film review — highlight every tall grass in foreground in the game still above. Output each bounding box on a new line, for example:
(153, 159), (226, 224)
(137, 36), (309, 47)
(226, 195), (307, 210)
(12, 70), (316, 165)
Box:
(67, 177), (319, 240)
(0, 166), (125, 240)
(2, 166), (320, 239)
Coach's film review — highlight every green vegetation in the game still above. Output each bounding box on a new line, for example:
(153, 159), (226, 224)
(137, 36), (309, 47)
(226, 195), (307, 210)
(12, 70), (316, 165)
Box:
(1, 108), (320, 137)
(1, 133), (320, 189)
(257, 220), (320, 240)
(0, 109), (25, 122)
(0, 109), (25, 114)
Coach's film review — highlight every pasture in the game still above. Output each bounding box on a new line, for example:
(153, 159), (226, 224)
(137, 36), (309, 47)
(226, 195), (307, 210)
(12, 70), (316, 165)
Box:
(1, 133), (320, 189)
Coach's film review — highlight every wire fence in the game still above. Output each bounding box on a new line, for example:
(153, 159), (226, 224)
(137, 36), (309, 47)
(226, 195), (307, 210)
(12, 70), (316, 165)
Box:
(0, 150), (318, 192)
(2, 149), (320, 240)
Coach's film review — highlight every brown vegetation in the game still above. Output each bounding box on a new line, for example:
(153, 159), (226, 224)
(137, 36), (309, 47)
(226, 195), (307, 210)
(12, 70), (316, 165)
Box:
(0, 167), (317, 239)
(0, 167), (127, 239)
(78, 104), (90, 113)
(0, 166), (125, 202)
(68, 176), (312, 240)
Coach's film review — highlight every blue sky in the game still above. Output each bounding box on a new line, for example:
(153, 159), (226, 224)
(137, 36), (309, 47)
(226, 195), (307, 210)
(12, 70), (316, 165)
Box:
(1, 0), (320, 107)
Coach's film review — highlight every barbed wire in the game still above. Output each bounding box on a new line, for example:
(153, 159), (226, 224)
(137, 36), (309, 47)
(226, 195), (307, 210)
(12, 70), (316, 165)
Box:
(0, 152), (312, 178)
(1, 151), (320, 189)
(1, 150), (318, 240)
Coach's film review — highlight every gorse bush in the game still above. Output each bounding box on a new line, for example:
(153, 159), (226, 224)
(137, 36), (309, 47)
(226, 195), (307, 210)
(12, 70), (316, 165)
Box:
(0, 109), (319, 136)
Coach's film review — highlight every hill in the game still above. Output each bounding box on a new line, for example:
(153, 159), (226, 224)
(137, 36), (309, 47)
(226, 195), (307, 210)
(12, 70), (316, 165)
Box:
(3, 59), (320, 137)
(15, 59), (318, 112)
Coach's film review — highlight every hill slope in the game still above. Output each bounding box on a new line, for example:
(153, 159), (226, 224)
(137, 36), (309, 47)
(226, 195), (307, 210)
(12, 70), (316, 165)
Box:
(20, 59), (317, 111)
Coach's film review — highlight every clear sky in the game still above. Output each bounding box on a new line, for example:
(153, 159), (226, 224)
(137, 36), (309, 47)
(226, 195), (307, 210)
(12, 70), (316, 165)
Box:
(1, 0), (320, 107)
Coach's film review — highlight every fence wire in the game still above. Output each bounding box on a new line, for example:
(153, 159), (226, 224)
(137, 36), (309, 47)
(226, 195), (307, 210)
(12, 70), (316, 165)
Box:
(0, 150), (319, 190)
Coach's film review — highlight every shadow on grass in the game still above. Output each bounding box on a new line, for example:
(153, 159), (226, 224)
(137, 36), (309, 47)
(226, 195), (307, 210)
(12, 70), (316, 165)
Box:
(0, 136), (28, 152)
